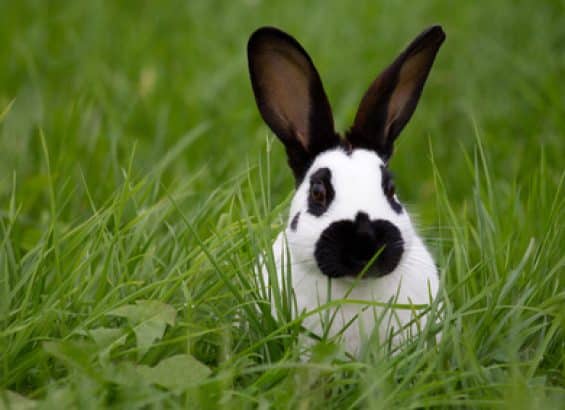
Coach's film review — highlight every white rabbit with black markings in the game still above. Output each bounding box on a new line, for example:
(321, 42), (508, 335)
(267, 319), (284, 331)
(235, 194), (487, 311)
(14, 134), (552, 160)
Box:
(248, 25), (445, 354)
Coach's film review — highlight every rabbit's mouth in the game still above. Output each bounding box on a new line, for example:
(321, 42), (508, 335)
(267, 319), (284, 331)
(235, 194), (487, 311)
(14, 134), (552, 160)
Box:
(313, 213), (404, 279)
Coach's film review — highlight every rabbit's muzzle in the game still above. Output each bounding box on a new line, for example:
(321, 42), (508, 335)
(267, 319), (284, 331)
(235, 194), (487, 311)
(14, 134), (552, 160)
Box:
(314, 212), (404, 278)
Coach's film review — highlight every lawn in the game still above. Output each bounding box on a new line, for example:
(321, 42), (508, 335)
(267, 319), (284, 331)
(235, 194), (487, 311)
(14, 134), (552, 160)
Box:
(0, 0), (563, 408)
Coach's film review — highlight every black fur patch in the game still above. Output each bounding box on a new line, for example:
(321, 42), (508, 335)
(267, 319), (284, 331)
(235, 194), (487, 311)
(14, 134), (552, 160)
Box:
(286, 135), (341, 186)
(307, 167), (335, 216)
(314, 213), (404, 278)
(290, 212), (300, 231)
(380, 165), (402, 214)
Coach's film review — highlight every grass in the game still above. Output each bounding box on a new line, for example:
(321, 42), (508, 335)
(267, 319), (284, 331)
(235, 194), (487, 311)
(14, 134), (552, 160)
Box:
(0, 0), (564, 408)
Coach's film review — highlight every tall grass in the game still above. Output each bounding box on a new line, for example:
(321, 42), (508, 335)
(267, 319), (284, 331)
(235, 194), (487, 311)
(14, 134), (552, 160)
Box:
(1, 0), (563, 408)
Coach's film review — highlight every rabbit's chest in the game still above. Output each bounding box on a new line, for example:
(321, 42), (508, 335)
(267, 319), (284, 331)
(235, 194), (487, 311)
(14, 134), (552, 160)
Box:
(264, 231), (438, 353)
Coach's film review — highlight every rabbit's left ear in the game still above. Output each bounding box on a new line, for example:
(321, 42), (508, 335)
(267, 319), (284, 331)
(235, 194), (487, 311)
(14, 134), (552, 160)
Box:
(347, 26), (445, 161)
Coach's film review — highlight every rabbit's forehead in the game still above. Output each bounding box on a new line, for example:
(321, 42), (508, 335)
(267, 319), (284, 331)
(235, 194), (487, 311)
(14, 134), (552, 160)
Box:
(308, 148), (385, 183)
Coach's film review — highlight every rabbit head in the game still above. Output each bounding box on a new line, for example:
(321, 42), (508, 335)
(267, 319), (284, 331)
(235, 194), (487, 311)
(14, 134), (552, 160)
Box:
(248, 26), (445, 351)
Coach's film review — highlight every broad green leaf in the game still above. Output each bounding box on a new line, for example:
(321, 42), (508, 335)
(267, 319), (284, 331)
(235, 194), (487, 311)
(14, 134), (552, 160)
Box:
(87, 327), (128, 361)
(102, 361), (143, 386)
(108, 300), (176, 325)
(43, 341), (99, 377)
(108, 300), (176, 356)
(136, 354), (211, 391)
(0, 390), (36, 410)
(40, 386), (74, 410)
(88, 327), (127, 349)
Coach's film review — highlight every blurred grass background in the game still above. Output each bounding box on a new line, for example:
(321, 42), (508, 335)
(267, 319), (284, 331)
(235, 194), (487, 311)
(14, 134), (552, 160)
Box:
(1, 0), (562, 213)
(0, 0), (563, 408)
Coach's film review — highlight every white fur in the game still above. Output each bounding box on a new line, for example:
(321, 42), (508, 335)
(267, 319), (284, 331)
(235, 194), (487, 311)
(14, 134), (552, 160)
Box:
(260, 148), (438, 354)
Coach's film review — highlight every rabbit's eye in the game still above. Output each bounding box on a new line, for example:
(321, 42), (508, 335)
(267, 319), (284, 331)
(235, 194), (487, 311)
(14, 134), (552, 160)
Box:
(310, 182), (326, 205)
(308, 167), (334, 216)
(381, 166), (396, 198)
(381, 165), (402, 214)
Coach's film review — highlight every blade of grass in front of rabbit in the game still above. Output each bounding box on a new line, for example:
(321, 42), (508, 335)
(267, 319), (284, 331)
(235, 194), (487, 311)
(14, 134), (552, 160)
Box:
(322, 246), (386, 342)
(166, 189), (264, 333)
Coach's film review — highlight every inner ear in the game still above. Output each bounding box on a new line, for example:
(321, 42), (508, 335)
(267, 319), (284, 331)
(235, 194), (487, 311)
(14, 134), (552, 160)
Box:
(250, 41), (317, 149)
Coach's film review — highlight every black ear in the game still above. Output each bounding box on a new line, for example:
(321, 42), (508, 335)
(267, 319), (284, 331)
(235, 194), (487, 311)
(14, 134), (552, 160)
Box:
(347, 26), (445, 161)
(248, 27), (339, 184)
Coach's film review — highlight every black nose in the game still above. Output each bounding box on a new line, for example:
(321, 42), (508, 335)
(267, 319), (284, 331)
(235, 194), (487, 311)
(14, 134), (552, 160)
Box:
(355, 212), (375, 241)
(352, 212), (385, 265)
(314, 213), (404, 279)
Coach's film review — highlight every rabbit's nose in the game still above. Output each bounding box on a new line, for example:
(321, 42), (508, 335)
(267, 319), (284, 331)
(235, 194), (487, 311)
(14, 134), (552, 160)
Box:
(314, 216), (404, 278)
(354, 212), (375, 241)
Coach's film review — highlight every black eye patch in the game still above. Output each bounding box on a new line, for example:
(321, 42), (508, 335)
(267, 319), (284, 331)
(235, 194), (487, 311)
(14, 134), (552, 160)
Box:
(290, 212), (300, 231)
(380, 165), (402, 214)
(307, 167), (335, 216)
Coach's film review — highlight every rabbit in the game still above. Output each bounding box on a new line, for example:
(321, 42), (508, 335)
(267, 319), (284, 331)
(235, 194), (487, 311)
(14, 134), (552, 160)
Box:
(248, 25), (445, 354)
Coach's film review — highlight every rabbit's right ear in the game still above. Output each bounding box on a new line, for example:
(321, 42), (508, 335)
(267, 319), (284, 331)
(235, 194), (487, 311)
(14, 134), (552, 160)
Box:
(347, 26), (445, 162)
(248, 27), (339, 183)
